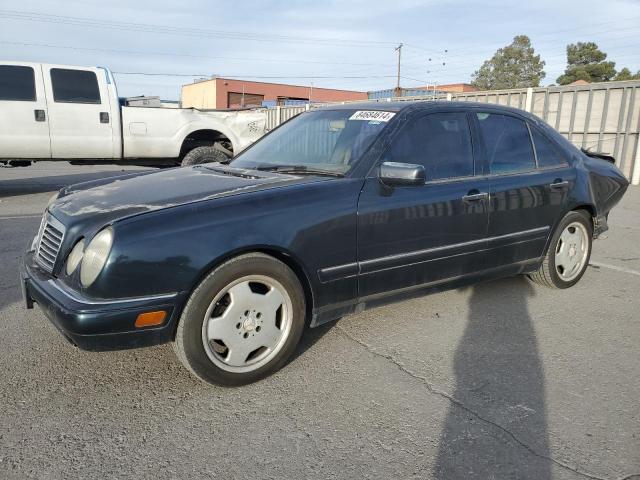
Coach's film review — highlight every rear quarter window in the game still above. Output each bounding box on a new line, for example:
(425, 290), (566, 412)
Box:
(0, 65), (36, 101)
(530, 127), (567, 168)
(50, 68), (101, 104)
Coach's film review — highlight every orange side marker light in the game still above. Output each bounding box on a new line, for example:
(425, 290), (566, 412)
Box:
(135, 311), (167, 328)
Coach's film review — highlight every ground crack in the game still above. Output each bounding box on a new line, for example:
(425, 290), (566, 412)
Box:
(336, 326), (627, 480)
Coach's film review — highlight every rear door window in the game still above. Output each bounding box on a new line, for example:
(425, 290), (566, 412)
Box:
(384, 112), (475, 180)
(0, 65), (36, 101)
(50, 68), (101, 104)
(530, 127), (566, 168)
(476, 113), (535, 174)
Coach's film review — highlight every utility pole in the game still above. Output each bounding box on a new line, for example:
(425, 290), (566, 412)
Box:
(394, 43), (403, 98)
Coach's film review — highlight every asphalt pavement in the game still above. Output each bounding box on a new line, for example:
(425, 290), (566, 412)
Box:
(1, 162), (639, 479)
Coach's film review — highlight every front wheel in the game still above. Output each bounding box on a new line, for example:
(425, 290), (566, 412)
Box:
(528, 210), (593, 289)
(173, 253), (306, 386)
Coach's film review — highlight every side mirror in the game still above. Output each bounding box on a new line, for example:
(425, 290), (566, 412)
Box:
(379, 162), (426, 186)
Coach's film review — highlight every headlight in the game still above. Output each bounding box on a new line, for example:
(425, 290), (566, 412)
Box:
(65, 239), (85, 275)
(80, 228), (113, 287)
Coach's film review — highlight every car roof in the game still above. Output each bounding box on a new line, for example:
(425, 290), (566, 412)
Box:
(320, 100), (535, 118)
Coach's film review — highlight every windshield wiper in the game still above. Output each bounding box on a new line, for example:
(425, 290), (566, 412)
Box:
(255, 165), (344, 177)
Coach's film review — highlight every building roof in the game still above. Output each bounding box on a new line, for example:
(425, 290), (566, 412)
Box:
(187, 76), (365, 94)
(415, 83), (479, 92)
(568, 79), (590, 85)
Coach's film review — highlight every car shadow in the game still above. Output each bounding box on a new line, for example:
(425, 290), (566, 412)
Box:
(433, 277), (551, 478)
(290, 321), (336, 364)
(0, 216), (42, 312)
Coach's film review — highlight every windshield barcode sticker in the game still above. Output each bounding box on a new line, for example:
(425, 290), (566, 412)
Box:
(349, 111), (396, 122)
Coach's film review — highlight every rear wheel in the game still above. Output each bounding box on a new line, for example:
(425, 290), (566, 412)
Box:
(173, 253), (306, 386)
(181, 145), (230, 166)
(528, 210), (593, 289)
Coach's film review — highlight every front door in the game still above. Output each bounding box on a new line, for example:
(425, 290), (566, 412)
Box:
(357, 110), (490, 299)
(0, 63), (51, 159)
(42, 65), (115, 159)
(473, 111), (574, 268)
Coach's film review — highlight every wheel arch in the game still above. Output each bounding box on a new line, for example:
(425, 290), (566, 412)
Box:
(174, 246), (316, 337)
(179, 128), (234, 158)
(571, 203), (596, 220)
(541, 203), (597, 260)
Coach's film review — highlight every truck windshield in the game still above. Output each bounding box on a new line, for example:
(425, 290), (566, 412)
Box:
(230, 109), (394, 174)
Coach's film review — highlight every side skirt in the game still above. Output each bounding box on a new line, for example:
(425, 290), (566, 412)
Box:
(310, 258), (541, 328)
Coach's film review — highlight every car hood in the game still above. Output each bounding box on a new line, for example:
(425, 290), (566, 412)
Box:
(49, 164), (323, 229)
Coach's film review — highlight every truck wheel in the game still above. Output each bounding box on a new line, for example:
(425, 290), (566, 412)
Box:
(6, 160), (32, 167)
(173, 253), (306, 386)
(528, 210), (593, 289)
(181, 145), (230, 166)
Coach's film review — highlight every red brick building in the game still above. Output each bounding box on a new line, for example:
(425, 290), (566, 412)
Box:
(416, 83), (479, 93)
(182, 77), (368, 109)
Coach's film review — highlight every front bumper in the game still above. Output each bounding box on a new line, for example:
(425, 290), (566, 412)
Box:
(21, 252), (187, 351)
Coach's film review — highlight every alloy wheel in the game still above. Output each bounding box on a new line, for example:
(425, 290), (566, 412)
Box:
(201, 275), (293, 373)
(554, 221), (589, 282)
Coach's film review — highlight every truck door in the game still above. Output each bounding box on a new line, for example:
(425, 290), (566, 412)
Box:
(0, 63), (51, 159)
(42, 65), (115, 159)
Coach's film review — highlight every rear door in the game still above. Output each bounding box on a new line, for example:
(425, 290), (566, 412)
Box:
(474, 111), (574, 268)
(0, 62), (51, 158)
(42, 65), (115, 158)
(357, 110), (490, 299)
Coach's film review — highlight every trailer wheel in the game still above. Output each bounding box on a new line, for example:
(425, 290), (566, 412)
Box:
(181, 145), (230, 166)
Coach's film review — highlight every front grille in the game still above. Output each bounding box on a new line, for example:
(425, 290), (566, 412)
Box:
(35, 214), (66, 274)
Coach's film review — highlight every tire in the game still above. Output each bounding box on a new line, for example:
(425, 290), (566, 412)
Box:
(181, 145), (230, 167)
(528, 210), (593, 289)
(173, 253), (306, 386)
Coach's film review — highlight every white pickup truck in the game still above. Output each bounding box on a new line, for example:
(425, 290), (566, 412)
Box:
(0, 61), (267, 167)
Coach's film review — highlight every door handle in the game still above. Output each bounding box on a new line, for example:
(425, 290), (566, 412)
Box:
(34, 109), (46, 122)
(462, 191), (489, 202)
(549, 180), (569, 189)
(99, 112), (110, 124)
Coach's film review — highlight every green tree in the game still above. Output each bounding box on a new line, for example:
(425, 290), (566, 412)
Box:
(471, 35), (546, 90)
(556, 42), (616, 84)
(614, 67), (640, 81)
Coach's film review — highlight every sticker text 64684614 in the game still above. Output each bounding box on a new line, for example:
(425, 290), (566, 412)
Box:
(349, 111), (396, 122)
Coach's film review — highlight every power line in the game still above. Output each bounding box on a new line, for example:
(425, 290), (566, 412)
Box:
(424, 27), (640, 63)
(402, 34), (640, 72)
(112, 71), (398, 80)
(401, 44), (640, 78)
(399, 40), (640, 80)
(0, 40), (395, 68)
(403, 16), (640, 59)
(0, 9), (397, 48)
(3, 8), (638, 88)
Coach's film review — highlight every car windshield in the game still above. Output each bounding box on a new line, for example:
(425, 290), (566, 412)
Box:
(230, 109), (394, 174)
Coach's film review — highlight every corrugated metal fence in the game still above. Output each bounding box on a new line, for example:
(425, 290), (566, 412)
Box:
(263, 81), (640, 185)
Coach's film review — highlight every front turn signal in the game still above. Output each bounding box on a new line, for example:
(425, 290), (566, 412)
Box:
(135, 311), (167, 328)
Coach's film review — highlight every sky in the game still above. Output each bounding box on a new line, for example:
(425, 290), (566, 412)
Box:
(1, 0), (639, 100)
